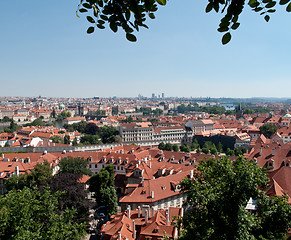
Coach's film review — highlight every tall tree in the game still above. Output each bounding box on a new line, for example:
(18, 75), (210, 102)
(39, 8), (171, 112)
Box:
(180, 156), (291, 240)
(58, 156), (92, 176)
(0, 187), (86, 240)
(259, 124), (278, 139)
(40, 173), (91, 224)
(88, 165), (117, 216)
(64, 134), (70, 144)
(100, 126), (119, 143)
(5, 161), (53, 191)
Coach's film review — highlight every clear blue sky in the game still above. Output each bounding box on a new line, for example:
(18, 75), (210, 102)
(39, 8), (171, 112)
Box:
(0, 0), (290, 98)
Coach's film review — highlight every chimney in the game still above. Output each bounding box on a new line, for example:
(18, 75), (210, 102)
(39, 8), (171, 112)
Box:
(181, 207), (184, 217)
(127, 205), (131, 219)
(166, 210), (170, 225)
(151, 206), (155, 217)
(145, 209), (148, 223)
(15, 166), (19, 176)
(190, 169), (194, 179)
(151, 191), (154, 199)
(62, 150), (66, 154)
(141, 177), (144, 187)
(272, 148), (275, 156)
(43, 150), (47, 155)
(1, 153), (4, 158)
(118, 231), (121, 240)
(259, 147), (262, 156)
(138, 206), (141, 218)
(132, 220), (136, 239)
(149, 162), (151, 169)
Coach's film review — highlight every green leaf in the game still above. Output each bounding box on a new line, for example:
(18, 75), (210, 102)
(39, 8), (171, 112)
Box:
(126, 33), (137, 42)
(109, 22), (118, 32)
(248, 0), (257, 7)
(264, 15), (270, 22)
(100, 15), (108, 21)
(149, 13), (155, 19)
(98, 20), (105, 24)
(267, 9), (276, 12)
(213, 2), (219, 12)
(83, 3), (92, 9)
(156, 0), (167, 5)
(76, 11), (80, 18)
(217, 26), (229, 32)
(222, 32), (231, 45)
(231, 22), (240, 30)
(125, 11), (130, 21)
(286, 2), (291, 10)
(87, 16), (95, 23)
(265, 1), (276, 7)
(79, 8), (88, 13)
(279, 0), (290, 5)
(97, 24), (105, 29)
(87, 26), (95, 34)
(232, 15), (239, 23)
(254, 7), (263, 11)
(97, 0), (103, 7)
(206, 3), (213, 12)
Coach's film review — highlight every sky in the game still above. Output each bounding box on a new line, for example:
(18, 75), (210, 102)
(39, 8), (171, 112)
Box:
(0, 0), (291, 99)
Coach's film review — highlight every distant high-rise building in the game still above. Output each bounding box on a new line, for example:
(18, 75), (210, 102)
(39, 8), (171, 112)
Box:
(152, 93), (155, 98)
(162, 93), (165, 98)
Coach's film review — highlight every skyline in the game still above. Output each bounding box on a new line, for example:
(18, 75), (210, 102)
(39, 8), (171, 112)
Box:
(1, 1), (291, 98)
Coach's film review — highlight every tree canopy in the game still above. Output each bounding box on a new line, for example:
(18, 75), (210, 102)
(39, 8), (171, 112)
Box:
(77, 0), (291, 44)
(88, 165), (117, 216)
(0, 187), (86, 240)
(58, 156), (93, 176)
(180, 156), (291, 240)
(259, 124), (278, 138)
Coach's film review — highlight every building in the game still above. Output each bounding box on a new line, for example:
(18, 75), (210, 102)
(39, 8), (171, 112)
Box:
(119, 122), (153, 142)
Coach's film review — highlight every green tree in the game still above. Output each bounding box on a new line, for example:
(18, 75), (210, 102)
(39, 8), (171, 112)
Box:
(180, 144), (191, 153)
(259, 124), (278, 139)
(164, 143), (173, 151)
(158, 142), (165, 150)
(226, 147), (235, 156)
(72, 137), (78, 146)
(88, 166), (114, 203)
(84, 122), (100, 135)
(51, 109), (56, 118)
(100, 186), (118, 216)
(64, 134), (70, 144)
(50, 135), (63, 143)
(88, 165), (117, 216)
(191, 139), (199, 150)
(210, 145), (218, 155)
(56, 111), (71, 122)
(41, 173), (91, 224)
(100, 126), (119, 143)
(5, 119), (18, 133)
(80, 134), (102, 145)
(58, 156), (92, 176)
(217, 142), (223, 153)
(5, 161), (53, 191)
(0, 187), (86, 240)
(173, 144), (179, 152)
(180, 156), (291, 240)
